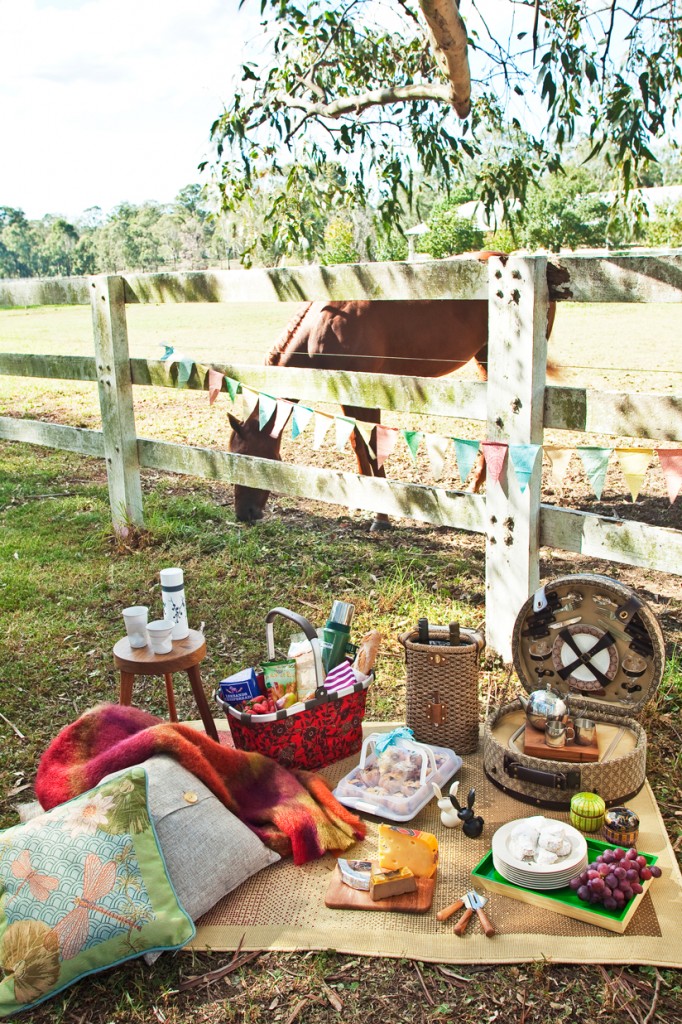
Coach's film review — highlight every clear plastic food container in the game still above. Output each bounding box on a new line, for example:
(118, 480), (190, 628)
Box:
(332, 732), (462, 822)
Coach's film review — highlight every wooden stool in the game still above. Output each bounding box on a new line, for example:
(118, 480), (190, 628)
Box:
(113, 628), (219, 742)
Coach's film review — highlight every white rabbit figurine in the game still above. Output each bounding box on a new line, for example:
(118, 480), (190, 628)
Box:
(432, 780), (461, 828)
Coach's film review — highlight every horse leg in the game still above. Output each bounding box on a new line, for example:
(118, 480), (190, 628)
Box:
(342, 405), (392, 531)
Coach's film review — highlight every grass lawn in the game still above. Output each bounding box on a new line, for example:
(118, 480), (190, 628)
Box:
(0, 299), (681, 1023)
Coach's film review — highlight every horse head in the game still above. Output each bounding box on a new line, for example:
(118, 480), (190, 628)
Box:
(228, 412), (282, 522)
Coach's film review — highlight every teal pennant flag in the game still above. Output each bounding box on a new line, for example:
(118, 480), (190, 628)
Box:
(403, 430), (422, 462)
(258, 393), (277, 430)
(159, 344), (175, 362)
(509, 444), (541, 492)
(225, 376), (241, 402)
(578, 446), (612, 500)
(176, 357), (194, 388)
(453, 438), (480, 485)
(291, 405), (314, 439)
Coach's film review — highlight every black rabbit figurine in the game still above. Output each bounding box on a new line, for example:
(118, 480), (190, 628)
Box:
(449, 786), (485, 839)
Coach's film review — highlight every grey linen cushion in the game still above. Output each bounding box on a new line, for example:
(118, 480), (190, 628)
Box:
(102, 755), (280, 961)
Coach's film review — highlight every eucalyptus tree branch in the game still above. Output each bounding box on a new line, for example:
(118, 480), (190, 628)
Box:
(417, 0), (471, 117)
(274, 82), (454, 120)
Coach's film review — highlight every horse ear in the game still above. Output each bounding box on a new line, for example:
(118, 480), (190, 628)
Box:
(228, 413), (243, 435)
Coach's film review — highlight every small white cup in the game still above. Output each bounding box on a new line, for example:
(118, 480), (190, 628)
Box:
(147, 619), (174, 655)
(122, 606), (149, 649)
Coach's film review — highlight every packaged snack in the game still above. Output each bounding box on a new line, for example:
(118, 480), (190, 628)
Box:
(261, 658), (297, 699)
(219, 667), (262, 704)
(288, 635), (319, 701)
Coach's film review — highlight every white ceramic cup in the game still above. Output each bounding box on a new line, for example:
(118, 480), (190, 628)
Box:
(122, 606), (149, 649)
(147, 619), (174, 655)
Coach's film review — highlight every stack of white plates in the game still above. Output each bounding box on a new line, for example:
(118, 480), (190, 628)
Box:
(492, 818), (588, 890)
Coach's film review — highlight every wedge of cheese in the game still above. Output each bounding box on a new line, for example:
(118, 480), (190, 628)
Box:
(377, 823), (438, 878)
(369, 866), (416, 901)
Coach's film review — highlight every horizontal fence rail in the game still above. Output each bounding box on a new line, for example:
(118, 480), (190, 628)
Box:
(1, 252), (681, 659)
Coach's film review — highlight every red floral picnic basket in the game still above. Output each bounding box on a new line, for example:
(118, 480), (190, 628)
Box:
(216, 607), (371, 771)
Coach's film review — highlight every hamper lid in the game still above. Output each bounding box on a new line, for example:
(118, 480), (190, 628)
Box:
(511, 574), (665, 719)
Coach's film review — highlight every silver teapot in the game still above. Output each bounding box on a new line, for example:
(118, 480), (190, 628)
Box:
(519, 685), (569, 730)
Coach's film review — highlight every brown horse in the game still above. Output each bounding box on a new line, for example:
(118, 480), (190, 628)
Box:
(228, 287), (555, 526)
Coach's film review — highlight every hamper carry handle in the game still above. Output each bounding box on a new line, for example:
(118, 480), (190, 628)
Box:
(503, 755), (581, 792)
(265, 606), (325, 691)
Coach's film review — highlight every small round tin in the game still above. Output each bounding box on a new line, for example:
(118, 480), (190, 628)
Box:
(603, 806), (640, 847)
(570, 791), (606, 832)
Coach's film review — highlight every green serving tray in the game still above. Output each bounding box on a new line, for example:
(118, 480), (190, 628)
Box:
(472, 838), (658, 934)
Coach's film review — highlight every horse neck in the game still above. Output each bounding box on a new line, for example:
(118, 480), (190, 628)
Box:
(265, 302), (314, 366)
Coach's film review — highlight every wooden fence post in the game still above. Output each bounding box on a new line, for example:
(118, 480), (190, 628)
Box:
(90, 274), (144, 534)
(485, 255), (549, 661)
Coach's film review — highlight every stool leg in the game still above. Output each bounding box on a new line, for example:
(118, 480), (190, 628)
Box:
(164, 674), (179, 722)
(119, 671), (135, 706)
(186, 664), (219, 742)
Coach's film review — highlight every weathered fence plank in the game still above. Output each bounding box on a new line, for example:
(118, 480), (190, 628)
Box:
(541, 505), (682, 575)
(0, 353), (98, 382)
(485, 256), (549, 661)
(90, 275), (143, 533)
(137, 438), (488, 532)
(0, 416), (104, 457)
(0, 276), (91, 307)
(547, 250), (682, 303)
(544, 387), (682, 440)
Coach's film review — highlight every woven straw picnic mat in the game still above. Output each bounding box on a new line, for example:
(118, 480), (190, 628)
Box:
(188, 722), (682, 966)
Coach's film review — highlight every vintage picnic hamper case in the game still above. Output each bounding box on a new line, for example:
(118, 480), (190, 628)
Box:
(216, 607), (371, 771)
(483, 574), (665, 809)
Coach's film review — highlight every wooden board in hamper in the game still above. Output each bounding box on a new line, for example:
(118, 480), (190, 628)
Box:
(522, 721), (599, 763)
(483, 575), (665, 809)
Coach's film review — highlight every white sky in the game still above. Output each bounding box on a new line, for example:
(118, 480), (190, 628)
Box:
(0, 0), (259, 220)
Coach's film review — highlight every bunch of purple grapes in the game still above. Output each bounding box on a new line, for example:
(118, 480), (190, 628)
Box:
(569, 847), (661, 911)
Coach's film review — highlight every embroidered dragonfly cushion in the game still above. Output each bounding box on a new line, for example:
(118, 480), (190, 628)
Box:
(0, 766), (194, 1017)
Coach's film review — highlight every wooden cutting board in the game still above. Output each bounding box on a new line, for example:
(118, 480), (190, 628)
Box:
(523, 721), (600, 763)
(325, 868), (435, 913)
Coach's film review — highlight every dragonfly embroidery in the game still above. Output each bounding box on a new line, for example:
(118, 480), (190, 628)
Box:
(9, 850), (59, 902)
(53, 853), (143, 960)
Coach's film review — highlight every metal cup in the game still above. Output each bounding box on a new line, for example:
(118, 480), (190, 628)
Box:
(574, 717), (597, 746)
(545, 720), (568, 748)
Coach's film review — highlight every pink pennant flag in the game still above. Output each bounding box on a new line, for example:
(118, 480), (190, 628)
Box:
(207, 369), (224, 406)
(657, 448), (682, 504)
(269, 399), (293, 439)
(374, 425), (400, 469)
(481, 441), (508, 487)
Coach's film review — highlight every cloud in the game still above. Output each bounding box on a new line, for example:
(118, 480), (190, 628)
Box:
(0, 0), (260, 218)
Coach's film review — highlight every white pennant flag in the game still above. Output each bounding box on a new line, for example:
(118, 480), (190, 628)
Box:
(312, 412), (334, 450)
(544, 446), (573, 490)
(354, 420), (376, 457)
(335, 416), (356, 451)
(424, 434), (451, 481)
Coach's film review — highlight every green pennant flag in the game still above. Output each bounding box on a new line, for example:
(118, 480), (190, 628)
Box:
(403, 430), (422, 462)
(225, 376), (240, 402)
(453, 438), (480, 485)
(258, 393), (277, 430)
(176, 356), (194, 388)
(578, 446), (612, 500)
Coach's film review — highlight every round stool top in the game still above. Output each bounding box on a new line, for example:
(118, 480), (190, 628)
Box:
(113, 628), (207, 676)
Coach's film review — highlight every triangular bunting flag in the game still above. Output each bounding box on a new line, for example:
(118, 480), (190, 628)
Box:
(616, 448), (654, 503)
(453, 438), (480, 485)
(481, 441), (508, 487)
(509, 444), (541, 493)
(403, 430), (422, 462)
(176, 356), (194, 388)
(258, 393), (277, 431)
(291, 405), (314, 439)
(208, 369), (224, 406)
(225, 376), (240, 402)
(375, 425), (400, 469)
(577, 447), (612, 500)
(240, 386), (259, 419)
(270, 399), (293, 439)
(657, 448), (682, 504)
(355, 420), (376, 457)
(424, 434), (451, 481)
(544, 447), (573, 491)
(159, 344), (175, 362)
(335, 416), (356, 452)
(312, 412), (333, 450)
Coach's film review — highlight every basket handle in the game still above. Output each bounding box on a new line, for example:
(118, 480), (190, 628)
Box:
(265, 607), (325, 691)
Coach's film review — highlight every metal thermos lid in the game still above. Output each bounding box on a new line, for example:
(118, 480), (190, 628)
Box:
(329, 600), (354, 627)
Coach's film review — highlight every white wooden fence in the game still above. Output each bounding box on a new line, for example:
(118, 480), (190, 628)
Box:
(1, 252), (681, 660)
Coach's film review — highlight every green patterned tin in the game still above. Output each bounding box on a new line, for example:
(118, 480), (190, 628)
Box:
(570, 791), (606, 832)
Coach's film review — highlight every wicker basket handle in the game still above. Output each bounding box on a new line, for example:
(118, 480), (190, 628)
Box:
(265, 607), (325, 691)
